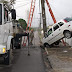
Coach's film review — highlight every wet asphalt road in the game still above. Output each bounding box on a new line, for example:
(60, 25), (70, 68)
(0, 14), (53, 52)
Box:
(0, 47), (45, 72)
(0, 31), (45, 72)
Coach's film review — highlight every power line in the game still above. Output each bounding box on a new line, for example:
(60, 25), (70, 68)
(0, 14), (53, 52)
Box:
(16, 0), (31, 2)
(15, 3), (31, 9)
(16, 15), (41, 19)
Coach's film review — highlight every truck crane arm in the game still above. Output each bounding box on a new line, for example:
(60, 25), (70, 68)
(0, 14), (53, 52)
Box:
(45, 0), (56, 23)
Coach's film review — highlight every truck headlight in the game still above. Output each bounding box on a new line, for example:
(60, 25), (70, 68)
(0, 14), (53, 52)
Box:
(3, 48), (6, 53)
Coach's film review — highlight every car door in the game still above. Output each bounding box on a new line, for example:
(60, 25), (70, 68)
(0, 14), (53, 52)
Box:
(45, 28), (54, 45)
(52, 24), (61, 43)
(57, 22), (64, 38)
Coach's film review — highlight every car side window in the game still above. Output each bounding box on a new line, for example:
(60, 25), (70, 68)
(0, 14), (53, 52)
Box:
(58, 22), (64, 26)
(53, 24), (59, 31)
(48, 28), (52, 35)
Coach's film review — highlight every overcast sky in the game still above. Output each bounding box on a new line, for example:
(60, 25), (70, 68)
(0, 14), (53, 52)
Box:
(14, 0), (72, 27)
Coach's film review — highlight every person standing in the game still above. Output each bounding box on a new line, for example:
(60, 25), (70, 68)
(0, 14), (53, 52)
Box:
(29, 29), (34, 45)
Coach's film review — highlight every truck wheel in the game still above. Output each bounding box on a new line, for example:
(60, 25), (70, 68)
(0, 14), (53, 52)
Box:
(12, 39), (15, 49)
(18, 44), (21, 49)
(18, 41), (21, 49)
(4, 44), (12, 65)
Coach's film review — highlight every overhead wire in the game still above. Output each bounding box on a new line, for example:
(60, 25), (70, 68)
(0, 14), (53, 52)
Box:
(16, 0), (41, 27)
(15, 3), (31, 9)
(16, 1), (31, 2)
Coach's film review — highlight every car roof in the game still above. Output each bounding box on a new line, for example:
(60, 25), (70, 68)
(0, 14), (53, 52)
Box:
(47, 20), (65, 32)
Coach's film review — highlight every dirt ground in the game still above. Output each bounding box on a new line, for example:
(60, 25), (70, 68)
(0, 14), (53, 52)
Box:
(46, 42), (72, 72)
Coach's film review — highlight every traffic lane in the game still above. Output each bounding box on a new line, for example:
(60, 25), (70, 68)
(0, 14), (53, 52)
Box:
(0, 49), (21, 72)
(0, 47), (45, 72)
(11, 47), (45, 72)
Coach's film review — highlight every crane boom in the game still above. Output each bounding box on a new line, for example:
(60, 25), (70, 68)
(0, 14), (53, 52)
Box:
(46, 0), (56, 23)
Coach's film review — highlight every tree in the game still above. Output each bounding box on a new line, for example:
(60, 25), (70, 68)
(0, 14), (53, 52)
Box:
(18, 19), (27, 30)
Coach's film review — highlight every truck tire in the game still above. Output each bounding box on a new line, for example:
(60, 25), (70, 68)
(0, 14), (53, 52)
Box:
(16, 44), (21, 49)
(18, 40), (21, 49)
(4, 44), (12, 65)
(18, 44), (21, 49)
(12, 38), (14, 49)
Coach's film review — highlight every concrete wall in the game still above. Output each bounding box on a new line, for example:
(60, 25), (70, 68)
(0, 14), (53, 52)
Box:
(64, 38), (72, 46)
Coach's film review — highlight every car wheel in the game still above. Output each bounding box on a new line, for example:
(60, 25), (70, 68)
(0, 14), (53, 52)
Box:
(64, 31), (71, 39)
(55, 41), (59, 45)
(44, 43), (50, 48)
(4, 44), (13, 65)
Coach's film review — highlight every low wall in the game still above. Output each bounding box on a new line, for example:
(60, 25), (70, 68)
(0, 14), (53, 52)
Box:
(64, 38), (72, 46)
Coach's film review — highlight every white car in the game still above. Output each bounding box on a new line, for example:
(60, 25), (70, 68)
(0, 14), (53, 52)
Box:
(42, 17), (72, 47)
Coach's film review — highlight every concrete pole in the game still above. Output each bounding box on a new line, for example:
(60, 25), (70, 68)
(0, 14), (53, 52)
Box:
(41, 0), (47, 37)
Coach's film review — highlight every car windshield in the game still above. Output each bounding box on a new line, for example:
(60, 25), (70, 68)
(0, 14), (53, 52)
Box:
(64, 17), (72, 22)
(0, 4), (2, 25)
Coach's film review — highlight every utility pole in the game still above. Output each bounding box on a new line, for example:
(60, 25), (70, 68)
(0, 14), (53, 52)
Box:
(39, 13), (41, 30)
(41, 0), (47, 37)
(39, 0), (41, 34)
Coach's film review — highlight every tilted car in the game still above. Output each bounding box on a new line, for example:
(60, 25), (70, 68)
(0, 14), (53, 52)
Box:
(42, 17), (72, 47)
